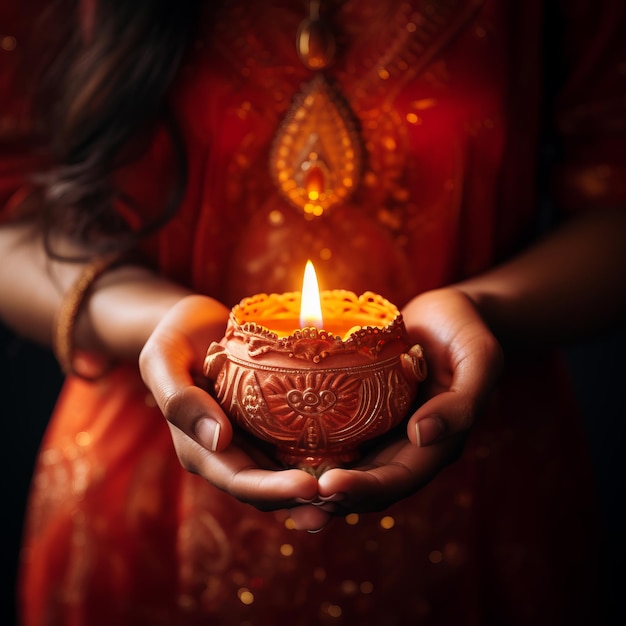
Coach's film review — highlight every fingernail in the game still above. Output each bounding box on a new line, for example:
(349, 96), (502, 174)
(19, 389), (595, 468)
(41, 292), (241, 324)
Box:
(415, 415), (445, 447)
(295, 497), (317, 505)
(317, 493), (346, 503)
(195, 418), (221, 451)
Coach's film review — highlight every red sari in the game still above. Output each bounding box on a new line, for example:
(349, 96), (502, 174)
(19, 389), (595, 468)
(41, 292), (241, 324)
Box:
(3, 1), (625, 624)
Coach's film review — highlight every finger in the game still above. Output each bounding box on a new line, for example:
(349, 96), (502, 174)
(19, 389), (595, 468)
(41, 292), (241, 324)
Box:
(410, 333), (502, 447)
(191, 443), (319, 509)
(288, 506), (334, 532)
(141, 332), (233, 452)
(316, 441), (451, 513)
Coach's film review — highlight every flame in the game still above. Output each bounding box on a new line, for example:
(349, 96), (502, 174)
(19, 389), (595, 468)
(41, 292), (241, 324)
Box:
(299, 260), (323, 329)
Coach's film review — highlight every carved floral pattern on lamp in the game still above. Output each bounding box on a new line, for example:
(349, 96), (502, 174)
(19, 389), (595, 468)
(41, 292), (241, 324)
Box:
(204, 265), (426, 472)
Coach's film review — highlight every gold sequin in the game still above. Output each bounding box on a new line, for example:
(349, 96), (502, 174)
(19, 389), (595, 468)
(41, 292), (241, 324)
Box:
(345, 513), (359, 525)
(412, 98), (437, 110)
(428, 549), (443, 564)
(319, 247), (332, 261)
(1, 35), (16, 51)
(321, 602), (342, 618)
(406, 112), (422, 124)
(75, 431), (92, 447)
(360, 581), (374, 594)
(237, 588), (254, 605)
(280, 543), (294, 556)
(340, 579), (358, 595)
(380, 515), (395, 529)
(268, 209), (285, 226)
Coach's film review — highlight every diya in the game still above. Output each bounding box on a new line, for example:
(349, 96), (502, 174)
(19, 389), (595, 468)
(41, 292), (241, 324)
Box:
(203, 262), (427, 473)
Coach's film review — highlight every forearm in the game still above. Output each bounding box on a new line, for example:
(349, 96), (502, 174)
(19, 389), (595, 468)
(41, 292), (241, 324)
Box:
(456, 208), (626, 344)
(0, 220), (192, 361)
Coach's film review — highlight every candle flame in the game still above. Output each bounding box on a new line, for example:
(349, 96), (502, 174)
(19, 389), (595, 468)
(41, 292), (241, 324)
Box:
(299, 260), (323, 329)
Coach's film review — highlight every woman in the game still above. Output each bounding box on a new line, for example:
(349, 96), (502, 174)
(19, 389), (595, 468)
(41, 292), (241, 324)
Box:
(1, 0), (625, 624)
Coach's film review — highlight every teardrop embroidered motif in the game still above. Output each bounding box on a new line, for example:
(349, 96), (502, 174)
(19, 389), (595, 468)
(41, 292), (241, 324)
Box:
(268, 1), (364, 219)
(269, 73), (364, 219)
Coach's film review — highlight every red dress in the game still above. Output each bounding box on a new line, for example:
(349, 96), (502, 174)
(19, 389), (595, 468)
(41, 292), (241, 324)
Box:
(2, 1), (625, 624)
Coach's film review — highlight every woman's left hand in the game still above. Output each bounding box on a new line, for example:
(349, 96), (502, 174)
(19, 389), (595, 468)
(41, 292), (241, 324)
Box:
(293, 287), (502, 528)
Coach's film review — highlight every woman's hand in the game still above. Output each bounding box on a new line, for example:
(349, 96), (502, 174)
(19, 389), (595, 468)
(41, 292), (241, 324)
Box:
(306, 287), (503, 521)
(139, 294), (321, 526)
(139, 288), (501, 532)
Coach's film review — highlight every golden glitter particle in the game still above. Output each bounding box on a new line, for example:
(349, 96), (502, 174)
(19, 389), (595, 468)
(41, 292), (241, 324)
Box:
(280, 543), (294, 557)
(345, 513), (359, 525)
(236, 102), (252, 119)
(75, 431), (92, 447)
(341, 580), (358, 595)
(406, 112), (422, 125)
(325, 603), (342, 618)
(443, 541), (464, 566)
(144, 393), (157, 407)
(363, 171), (378, 186)
(360, 581), (374, 594)
(41, 449), (61, 465)
(429, 550), (443, 564)
(412, 98), (437, 110)
(284, 517), (296, 530)
(177, 593), (195, 609)
(383, 136), (396, 151)
(237, 588), (255, 605)
(268, 209), (285, 226)
(1, 36), (17, 51)
(380, 516), (395, 530)
(378, 68), (390, 80)
(319, 247), (332, 261)
(406, 22), (417, 33)
(235, 153), (249, 167)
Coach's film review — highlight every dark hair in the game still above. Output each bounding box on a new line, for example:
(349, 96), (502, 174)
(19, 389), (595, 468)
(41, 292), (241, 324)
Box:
(35, 0), (201, 259)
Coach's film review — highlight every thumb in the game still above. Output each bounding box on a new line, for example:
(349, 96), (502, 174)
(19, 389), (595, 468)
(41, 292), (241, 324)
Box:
(408, 390), (477, 447)
(408, 341), (503, 447)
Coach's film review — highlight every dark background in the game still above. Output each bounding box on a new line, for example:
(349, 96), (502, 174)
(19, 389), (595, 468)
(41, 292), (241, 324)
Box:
(2, 321), (626, 625)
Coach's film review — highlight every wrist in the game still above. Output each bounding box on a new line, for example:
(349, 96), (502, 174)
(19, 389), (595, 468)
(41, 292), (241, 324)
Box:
(60, 260), (193, 376)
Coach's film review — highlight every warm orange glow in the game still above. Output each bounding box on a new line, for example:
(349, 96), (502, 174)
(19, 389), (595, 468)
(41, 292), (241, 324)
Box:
(299, 260), (323, 328)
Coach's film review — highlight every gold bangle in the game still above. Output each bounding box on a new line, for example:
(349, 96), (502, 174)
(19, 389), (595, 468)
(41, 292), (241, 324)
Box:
(52, 253), (124, 380)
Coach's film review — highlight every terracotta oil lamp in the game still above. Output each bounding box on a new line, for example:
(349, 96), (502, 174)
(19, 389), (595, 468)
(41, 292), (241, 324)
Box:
(204, 262), (426, 474)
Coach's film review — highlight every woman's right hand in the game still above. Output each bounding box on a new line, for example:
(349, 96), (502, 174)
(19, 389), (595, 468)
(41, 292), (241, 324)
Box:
(138, 294), (323, 527)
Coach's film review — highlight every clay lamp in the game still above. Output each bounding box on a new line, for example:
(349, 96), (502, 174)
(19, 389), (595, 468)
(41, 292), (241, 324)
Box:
(204, 261), (426, 474)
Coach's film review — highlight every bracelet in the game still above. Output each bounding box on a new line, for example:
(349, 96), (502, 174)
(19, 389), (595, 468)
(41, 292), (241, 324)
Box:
(52, 253), (125, 380)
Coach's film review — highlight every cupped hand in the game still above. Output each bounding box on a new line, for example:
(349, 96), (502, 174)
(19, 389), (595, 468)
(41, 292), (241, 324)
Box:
(139, 295), (321, 526)
(310, 287), (503, 517)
